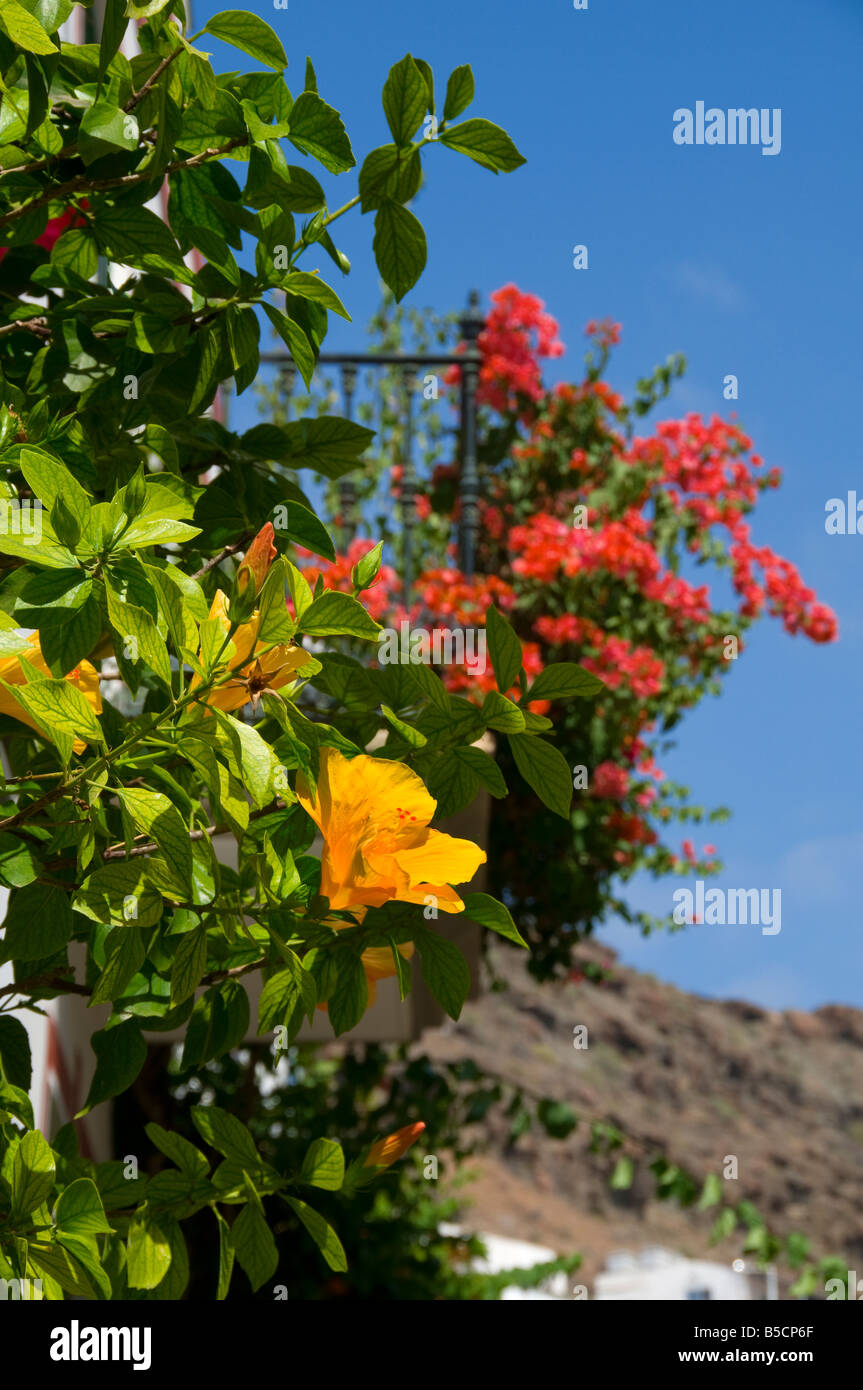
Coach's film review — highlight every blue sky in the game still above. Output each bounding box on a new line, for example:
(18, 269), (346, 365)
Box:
(194, 0), (862, 1009)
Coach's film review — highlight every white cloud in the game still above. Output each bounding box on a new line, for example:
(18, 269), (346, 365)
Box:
(672, 262), (746, 312)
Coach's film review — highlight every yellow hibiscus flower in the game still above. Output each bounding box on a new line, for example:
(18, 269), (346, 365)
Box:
(196, 588), (310, 713)
(297, 747), (486, 916)
(297, 747), (486, 1006)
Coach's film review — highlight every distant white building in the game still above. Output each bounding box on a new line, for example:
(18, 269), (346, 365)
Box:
(594, 1246), (777, 1300)
(439, 1226), (571, 1299)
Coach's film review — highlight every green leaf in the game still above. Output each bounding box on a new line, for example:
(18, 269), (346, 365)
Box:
(439, 118), (526, 173)
(414, 927), (471, 1020)
(39, 595), (102, 678)
(481, 689), (525, 733)
(80, 1020), (146, 1114)
(214, 1207), (235, 1299)
(610, 1155), (635, 1190)
(537, 1099), (577, 1140)
(191, 1105), (260, 1166)
(461, 891), (527, 947)
(373, 200), (426, 302)
(404, 659), (450, 713)
(144, 563), (199, 655)
(284, 1195), (347, 1272)
(381, 704), (426, 749)
(453, 745), (508, 798)
(19, 448), (93, 535)
(423, 749), (478, 818)
(508, 733), (573, 819)
(358, 144), (421, 212)
(258, 956), (315, 1035)
(227, 304), (261, 392)
(0, 522), (74, 569)
(710, 1207), (738, 1243)
(93, 206), (181, 266)
(698, 1172), (723, 1210)
(114, 787), (193, 898)
(189, 321), (225, 414)
(526, 662), (605, 702)
(0, 1077), (33, 1129)
(51, 227), (98, 280)
(152, 1216), (189, 1300)
(0, 0), (56, 53)
(73, 860), (164, 930)
(202, 9), (288, 69)
(382, 53), (428, 146)
(1, 882), (72, 962)
(54, 1177), (112, 1236)
(170, 926), (207, 1007)
(327, 953), (368, 1036)
(485, 604), (522, 693)
(0, 1015), (31, 1090)
(105, 575), (172, 691)
(230, 1187), (278, 1291)
(99, 0), (127, 78)
(182, 979), (250, 1068)
(213, 711), (280, 808)
(274, 500), (335, 562)
(300, 1138), (344, 1191)
(90, 925), (146, 1006)
(29, 1239), (100, 1299)
(288, 91), (354, 173)
(79, 100), (139, 164)
(262, 302), (316, 390)
(120, 516), (202, 548)
(53, 1231), (112, 1299)
(12, 1129), (55, 1217)
(442, 64), (474, 121)
(414, 57), (434, 115)
(145, 1123), (210, 1179)
(300, 589), (381, 640)
(124, 0), (171, 15)
(281, 271), (350, 320)
(352, 540), (383, 589)
(243, 416), (373, 478)
(126, 1210), (172, 1290)
(0, 833), (41, 888)
(51, 494), (80, 552)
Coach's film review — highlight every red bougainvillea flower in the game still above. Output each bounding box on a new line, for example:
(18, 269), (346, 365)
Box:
(592, 762), (629, 800)
(446, 284), (565, 420)
(0, 203), (89, 264)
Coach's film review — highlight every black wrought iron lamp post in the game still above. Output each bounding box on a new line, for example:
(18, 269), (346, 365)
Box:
(262, 290), (484, 600)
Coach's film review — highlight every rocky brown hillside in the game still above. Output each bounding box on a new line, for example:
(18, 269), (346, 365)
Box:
(419, 941), (863, 1288)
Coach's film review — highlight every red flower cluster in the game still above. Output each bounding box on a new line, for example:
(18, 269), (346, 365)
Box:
(357, 287), (838, 869)
(729, 522), (837, 640)
(607, 810), (658, 863)
(446, 284), (564, 419)
(623, 414), (837, 641)
(510, 511), (711, 637)
(585, 318), (622, 348)
(443, 634), (545, 708)
(532, 614), (666, 699)
(592, 761), (629, 800)
(415, 568), (516, 626)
